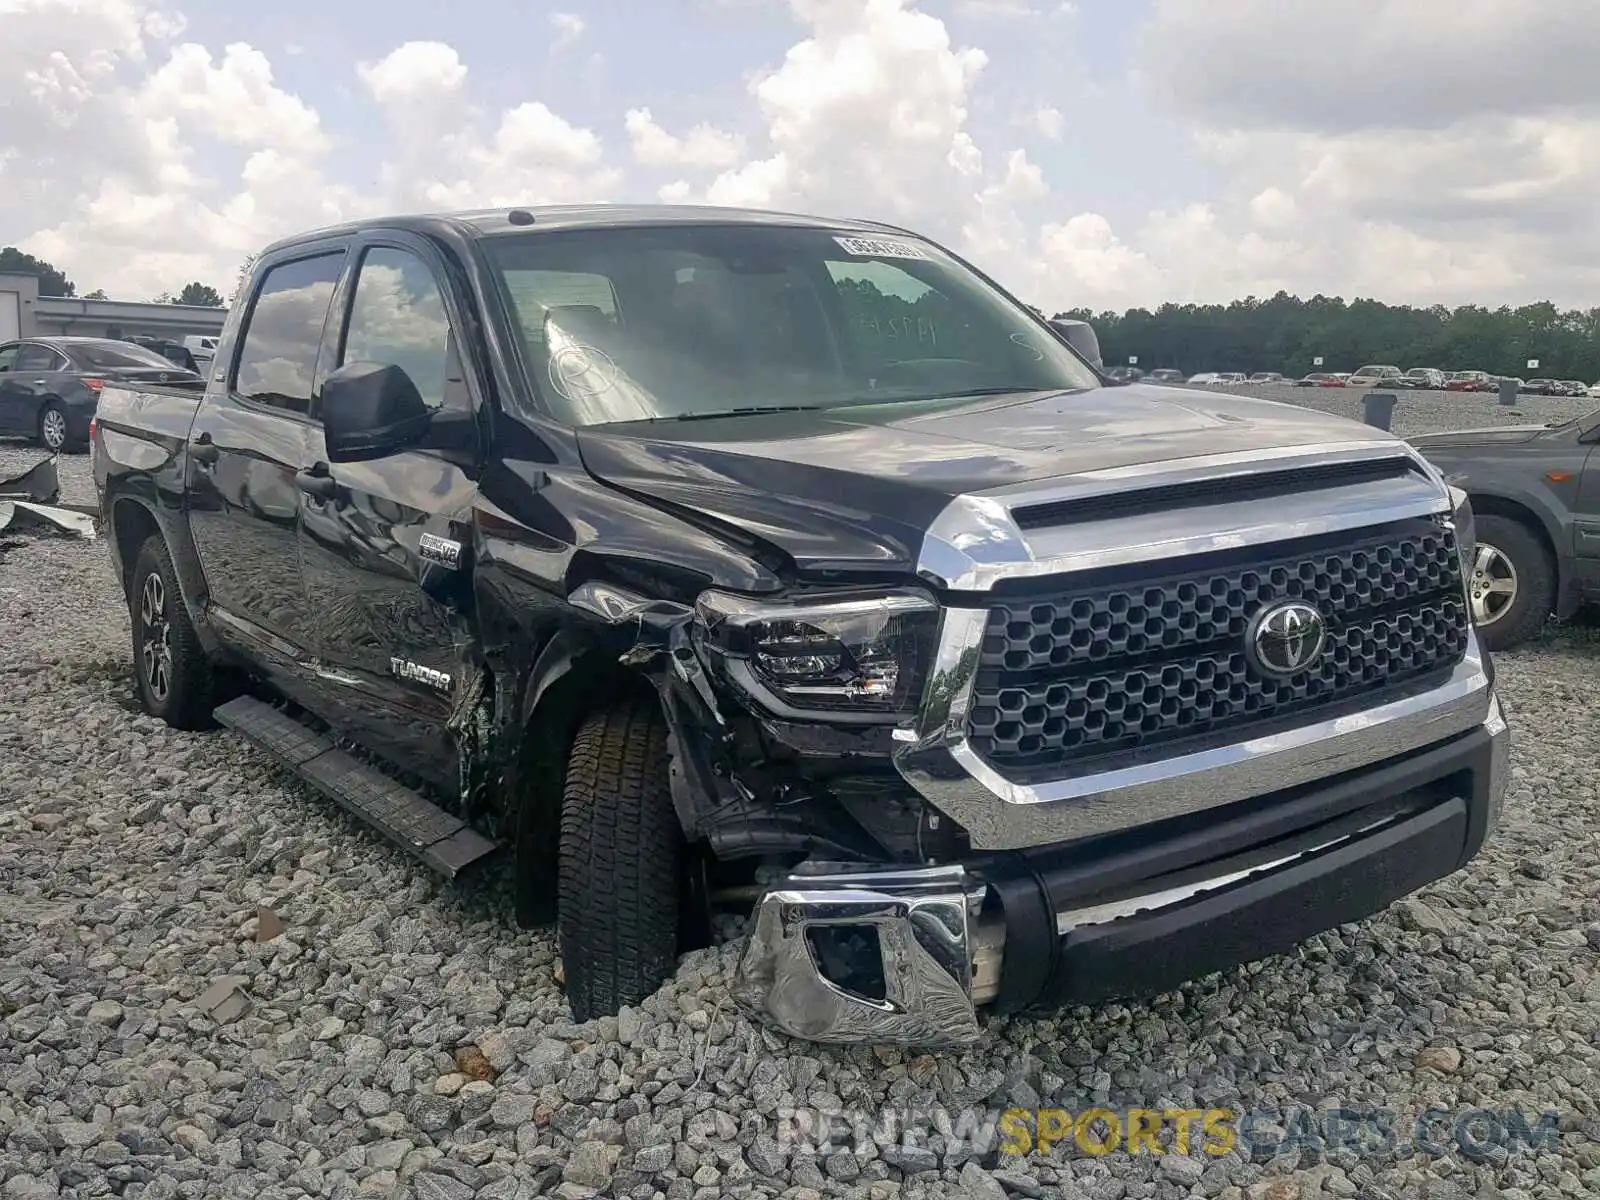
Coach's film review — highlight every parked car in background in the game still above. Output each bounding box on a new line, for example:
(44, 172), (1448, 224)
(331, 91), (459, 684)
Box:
(126, 335), (200, 374)
(1248, 372), (1287, 384)
(1105, 366), (1144, 383)
(1218, 372), (1248, 385)
(1405, 368), (1447, 390)
(1522, 379), (1558, 396)
(1347, 365), (1405, 388)
(1187, 372), (1222, 384)
(1411, 407), (1600, 650)
(0, 335), (203, 451)
(1559, 380), (1589, 397)
(1446, 371), (1493, 392)
(1295, 373), (1329, 387)
(1146, 368), (1185, 384)
(91, 202), (1509, 1045)
(1588, 382), (1600, 398)
(183, 334), (220, 372)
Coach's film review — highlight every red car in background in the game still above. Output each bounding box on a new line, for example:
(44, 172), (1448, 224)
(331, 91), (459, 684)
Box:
(1446, 371), (1494, 392)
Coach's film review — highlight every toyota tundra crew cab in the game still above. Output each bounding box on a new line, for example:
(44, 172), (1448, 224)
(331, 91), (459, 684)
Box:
(92, 205), (1509, 1047)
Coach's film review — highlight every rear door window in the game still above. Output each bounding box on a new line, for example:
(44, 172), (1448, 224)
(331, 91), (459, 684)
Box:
(233, 253), (345, 415)
(15, 345), (66, 372)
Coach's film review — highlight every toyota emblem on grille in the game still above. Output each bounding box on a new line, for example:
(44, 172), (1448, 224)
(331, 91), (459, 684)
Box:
(1247, 600), (1327, 679)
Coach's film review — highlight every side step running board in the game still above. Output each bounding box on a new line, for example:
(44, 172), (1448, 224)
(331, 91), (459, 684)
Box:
(214, 696), (498, 878)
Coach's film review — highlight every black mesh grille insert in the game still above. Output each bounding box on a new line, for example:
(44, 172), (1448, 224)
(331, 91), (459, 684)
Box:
(967, 519), (1469, 776)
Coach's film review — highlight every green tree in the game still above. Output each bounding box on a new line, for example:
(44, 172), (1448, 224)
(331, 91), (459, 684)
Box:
(83, 289), (109, 300)
(229, 254), (257, 304)
(1041, 293), (1600, 383)
(175, 281), (224, 307)
(0, 247), (76, 297)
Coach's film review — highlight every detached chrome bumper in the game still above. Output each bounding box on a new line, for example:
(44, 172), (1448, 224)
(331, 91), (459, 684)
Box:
(734, 693), (1509, 1048)
(729, 863), (1003, 1047)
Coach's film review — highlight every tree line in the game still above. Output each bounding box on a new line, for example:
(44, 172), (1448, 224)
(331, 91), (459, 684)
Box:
(1050, 293), (1600, 383)
(1, 247), (223, 307)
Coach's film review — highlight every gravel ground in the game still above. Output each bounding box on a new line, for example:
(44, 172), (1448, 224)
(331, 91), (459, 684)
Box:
(4, 397), (1600, 1200)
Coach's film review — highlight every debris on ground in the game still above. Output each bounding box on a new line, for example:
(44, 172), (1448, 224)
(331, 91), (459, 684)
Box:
(0, 454), (61, 504)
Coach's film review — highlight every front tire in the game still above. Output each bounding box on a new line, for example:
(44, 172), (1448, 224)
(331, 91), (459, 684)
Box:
(1468, 514), (1554, 652)
(558, 702), (683, 1021)
(130, 535), (216, 729)
(38, 401), (74, 453)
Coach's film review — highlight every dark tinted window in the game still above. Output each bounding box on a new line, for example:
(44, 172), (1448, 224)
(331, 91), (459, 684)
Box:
(15, 345), (65, 371)
(72, 341), (186, 369)
(340, 247), (455, 410)
(0, 343), (21, 371)
(234, 253), (344, 414)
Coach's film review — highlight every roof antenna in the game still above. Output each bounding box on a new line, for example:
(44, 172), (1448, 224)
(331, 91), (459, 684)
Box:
(507, 208), (536, 226)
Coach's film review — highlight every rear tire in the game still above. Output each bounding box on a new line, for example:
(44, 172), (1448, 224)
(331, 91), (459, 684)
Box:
(1469, 514), (1554, 652)
(130, 535), (217, 729)
(557, 702), (682, 1020)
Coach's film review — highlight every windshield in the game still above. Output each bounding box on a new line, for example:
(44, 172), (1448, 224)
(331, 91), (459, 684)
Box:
(73, 341), (188, 370)
(482, 223), (1101, 426)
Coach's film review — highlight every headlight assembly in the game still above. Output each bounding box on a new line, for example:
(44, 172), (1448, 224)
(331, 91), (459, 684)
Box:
(693, 588), (940, 721)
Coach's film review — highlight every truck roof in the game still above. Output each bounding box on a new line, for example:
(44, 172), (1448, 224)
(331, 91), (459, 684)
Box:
(258, 203), (915, 258)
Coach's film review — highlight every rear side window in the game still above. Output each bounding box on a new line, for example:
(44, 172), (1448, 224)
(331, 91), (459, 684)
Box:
(233, 253), (345, 414)
(340, 247), (455, 410)
(15, 345), (65, 371)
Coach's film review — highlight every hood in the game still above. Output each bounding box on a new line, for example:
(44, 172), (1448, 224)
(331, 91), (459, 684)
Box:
(1408, 424), (1549, 450)
(575, 384), (1398, 579)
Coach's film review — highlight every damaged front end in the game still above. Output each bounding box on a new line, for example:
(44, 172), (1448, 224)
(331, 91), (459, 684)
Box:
(567, 578), (997, 1046)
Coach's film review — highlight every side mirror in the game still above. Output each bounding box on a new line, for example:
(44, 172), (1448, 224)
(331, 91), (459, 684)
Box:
(323, 361), (432, 462)
(1047, 318), (1104, 371)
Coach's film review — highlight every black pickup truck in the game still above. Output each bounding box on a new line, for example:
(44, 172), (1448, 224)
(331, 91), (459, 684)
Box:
(94, 205), (1509, 1046)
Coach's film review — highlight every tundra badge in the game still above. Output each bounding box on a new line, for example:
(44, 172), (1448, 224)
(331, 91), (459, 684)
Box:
(390, 658), (452, 693)
(419, 532), (462, 569)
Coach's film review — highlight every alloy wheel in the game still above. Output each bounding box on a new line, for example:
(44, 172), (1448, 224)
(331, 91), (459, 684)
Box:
(1469, 542), (1518, 627)
(41, 407), (67, 451)
(139, 571), (174, 704)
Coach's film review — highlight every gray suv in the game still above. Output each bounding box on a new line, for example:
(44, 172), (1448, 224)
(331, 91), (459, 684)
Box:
(1411, 408), (1600, 649)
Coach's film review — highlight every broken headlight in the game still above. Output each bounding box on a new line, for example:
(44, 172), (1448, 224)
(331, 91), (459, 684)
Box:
(693, 589), (940, 721)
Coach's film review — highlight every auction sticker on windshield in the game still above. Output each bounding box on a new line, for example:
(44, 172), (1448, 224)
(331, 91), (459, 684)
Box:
(833, 235), (929, 260)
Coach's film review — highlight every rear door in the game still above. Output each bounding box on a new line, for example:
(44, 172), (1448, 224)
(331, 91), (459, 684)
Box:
(294, 232), (485, 785)
(186, 245), (348, 689)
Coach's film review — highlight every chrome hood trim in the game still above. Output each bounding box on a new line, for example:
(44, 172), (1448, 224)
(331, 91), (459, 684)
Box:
(917, 440), (1448, 592)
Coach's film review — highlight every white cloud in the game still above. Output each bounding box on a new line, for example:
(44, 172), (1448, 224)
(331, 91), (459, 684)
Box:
(549, 11), (586, 50)
(1031, 104), (1064, 140)
(10, 0), (1600, 313)
(624, 107), (745, 169)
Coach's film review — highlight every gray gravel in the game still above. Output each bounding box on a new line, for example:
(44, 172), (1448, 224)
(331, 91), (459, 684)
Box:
(5, 409), (1600, 1200)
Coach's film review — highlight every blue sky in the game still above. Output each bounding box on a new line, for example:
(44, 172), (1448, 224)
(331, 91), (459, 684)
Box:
(6, 0), (1597, 311)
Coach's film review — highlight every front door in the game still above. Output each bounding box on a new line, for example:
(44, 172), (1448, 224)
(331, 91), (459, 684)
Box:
(186, 247), (347, 692)
(295, 236), (484, 788)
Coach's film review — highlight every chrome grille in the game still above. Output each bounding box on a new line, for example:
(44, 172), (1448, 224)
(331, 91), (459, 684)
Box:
(967, 519), (1469, 775)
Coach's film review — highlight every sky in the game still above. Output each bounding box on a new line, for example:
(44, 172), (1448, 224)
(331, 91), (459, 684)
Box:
(5, 0), (1599, 313)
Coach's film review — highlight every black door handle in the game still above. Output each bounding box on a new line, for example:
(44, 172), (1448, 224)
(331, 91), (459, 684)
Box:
(294, 463), (337, 501)
(190, 431), (218, 465)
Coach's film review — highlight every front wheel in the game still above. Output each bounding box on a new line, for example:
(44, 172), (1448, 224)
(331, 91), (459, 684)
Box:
(1468, 514), (1554, 652)
(38, 401), (74, 453)
(558, 702), (683, 1021)
(130, 535), (217, 729)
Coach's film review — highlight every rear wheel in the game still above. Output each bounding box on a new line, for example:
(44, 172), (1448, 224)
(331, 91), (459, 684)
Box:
(557, 702), (683, 1021)
(1468, 514), (1554, 652)
(130, 535), (217, 729)
(38, 401), (72, 453)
